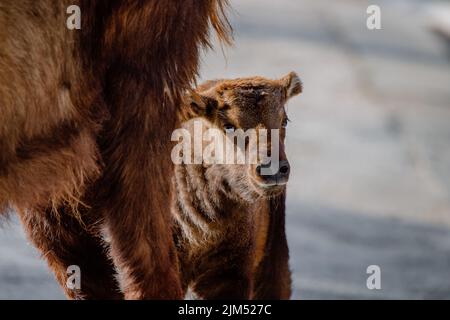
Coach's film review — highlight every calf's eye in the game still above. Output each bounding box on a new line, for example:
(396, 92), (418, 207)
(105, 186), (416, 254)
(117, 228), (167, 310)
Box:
(224, 123), (235, 133)
(282, 118), (289, 128)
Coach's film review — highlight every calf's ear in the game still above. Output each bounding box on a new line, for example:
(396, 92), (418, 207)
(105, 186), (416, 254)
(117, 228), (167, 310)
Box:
(182, 91), (218, 119)
(282, 71), (302, 99)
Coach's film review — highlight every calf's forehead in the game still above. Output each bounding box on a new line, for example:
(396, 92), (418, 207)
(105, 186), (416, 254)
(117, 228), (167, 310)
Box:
(223, 84), (286, 128)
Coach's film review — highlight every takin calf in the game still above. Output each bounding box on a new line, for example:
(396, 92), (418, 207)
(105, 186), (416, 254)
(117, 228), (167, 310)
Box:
(171, 72), (302, 299)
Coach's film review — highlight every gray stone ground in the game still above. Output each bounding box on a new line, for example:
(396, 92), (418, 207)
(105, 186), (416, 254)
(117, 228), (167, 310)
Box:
(1, 0), (450, 299)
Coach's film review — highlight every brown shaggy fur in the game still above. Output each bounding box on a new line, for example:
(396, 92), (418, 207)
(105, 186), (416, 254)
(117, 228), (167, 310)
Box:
(0, 0), (231, 299)
(172, 73), (302, 299)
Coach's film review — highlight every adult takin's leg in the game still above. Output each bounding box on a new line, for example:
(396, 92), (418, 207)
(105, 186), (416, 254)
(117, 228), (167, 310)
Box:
(93, 87), (183, 299)
(84, 0), (232, 299)
(17, 207), (123, 300)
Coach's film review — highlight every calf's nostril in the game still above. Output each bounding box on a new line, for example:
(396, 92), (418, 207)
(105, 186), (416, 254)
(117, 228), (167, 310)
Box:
(279, 163), (290, 175)
(256, 165), (262, 176)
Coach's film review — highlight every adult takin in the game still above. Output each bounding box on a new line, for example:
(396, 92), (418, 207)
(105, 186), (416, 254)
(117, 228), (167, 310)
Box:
(172, 72), (302, 299)
(0, 0), (231, 299)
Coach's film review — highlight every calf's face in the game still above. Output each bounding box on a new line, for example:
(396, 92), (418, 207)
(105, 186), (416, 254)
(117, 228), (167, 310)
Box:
(183, 72), (302, 199)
